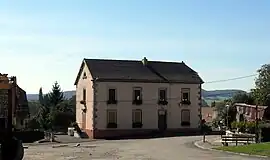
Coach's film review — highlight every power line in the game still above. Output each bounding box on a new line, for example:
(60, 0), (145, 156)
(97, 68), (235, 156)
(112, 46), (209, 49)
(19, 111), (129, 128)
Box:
(204, 74), (257, 84)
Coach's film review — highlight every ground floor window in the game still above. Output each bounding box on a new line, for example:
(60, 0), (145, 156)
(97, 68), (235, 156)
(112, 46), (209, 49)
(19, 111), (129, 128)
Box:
(107, 109), (117, 128)
(181, 109), (190, 126)
(132, 109), (143, 128)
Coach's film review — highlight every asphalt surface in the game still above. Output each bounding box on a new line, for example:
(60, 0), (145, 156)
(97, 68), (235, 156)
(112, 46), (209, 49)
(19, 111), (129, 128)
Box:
(23, 135), (268, 160)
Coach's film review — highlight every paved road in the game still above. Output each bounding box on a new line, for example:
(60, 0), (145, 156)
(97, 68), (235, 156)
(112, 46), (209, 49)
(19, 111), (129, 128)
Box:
(23, 136), (267, 160)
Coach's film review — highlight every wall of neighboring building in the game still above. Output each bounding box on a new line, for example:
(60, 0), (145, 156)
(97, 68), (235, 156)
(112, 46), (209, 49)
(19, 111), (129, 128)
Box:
(75, 62), (94, 136)
(94, 82), (201, 133)
(201, 107), (216, 122)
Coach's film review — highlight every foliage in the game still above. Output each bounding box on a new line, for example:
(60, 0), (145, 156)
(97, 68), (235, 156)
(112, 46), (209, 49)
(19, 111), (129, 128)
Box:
(39, 87), (44, 106)
(254, 64), (270, 106)
(231, 121), (256, 133)
(47, 81), (65, 107)
(213, 99), (236, 128)
(232, 92), (255, 105)
(29, 81), (75, 132)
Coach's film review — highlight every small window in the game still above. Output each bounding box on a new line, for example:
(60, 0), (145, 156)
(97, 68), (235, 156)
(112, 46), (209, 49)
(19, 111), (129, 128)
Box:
(159, 89), (167, 101)
(83, 72), (87, 79)
(83, 89), (86, 101)
(108, 89), (116, 101)
(181, 88), (190, 101)
(133, 87), (142, 100)
(181, 109), (190, 126)
(132, 109), (142, 123)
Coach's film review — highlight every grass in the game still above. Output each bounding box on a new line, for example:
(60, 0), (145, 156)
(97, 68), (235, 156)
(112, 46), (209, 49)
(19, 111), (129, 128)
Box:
(215, 142), (270, 157)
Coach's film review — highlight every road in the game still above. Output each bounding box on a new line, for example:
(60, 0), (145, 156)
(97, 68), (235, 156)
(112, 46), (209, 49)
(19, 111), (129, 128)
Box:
(23, 136), (266, 160)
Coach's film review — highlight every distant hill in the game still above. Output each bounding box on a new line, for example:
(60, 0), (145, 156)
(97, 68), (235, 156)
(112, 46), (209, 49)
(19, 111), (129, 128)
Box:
(27, 89), (245, 102)
(202, 89), (246, 105)
(27, 91), (75, 101)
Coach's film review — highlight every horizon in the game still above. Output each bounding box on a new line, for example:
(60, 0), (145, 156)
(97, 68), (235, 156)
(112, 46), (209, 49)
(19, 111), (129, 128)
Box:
(1, 0), (269, 94)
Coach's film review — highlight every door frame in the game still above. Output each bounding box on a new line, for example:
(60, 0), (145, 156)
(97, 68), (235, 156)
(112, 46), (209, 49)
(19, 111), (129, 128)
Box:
(158, 109), (167, 131)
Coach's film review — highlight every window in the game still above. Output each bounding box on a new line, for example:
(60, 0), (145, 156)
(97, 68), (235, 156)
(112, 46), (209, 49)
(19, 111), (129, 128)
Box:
(83, 89), (86, 101)
(181, 88), (191, 105)
(159, 89), (167, 101)
(181, 109), (190, 126)
(83, 72), (87, 79)
(107, 109), (117, 128)
(107, 88), (117, 104)
(133, 87), (142, 105)
(158, 88), (168, 105)
(132, 109), (143, 128)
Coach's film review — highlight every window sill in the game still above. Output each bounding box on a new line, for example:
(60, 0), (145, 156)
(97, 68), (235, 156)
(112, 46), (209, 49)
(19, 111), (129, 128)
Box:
(181, 122), (191, 126)
(107, 123), (117, 128)
(132, 122), (143, 128)
(107, 100), (118, 105)
(132, 100), (143, 105)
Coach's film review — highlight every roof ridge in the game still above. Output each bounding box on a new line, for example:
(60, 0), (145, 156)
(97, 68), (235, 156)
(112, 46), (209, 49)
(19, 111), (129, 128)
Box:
(84, 58), (185, 64)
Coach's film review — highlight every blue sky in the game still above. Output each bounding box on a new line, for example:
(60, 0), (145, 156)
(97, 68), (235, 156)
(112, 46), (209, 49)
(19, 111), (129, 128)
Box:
(0, 0), (269, 94)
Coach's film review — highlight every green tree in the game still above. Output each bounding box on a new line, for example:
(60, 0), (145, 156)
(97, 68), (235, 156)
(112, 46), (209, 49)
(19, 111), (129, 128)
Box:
(48, 81), (64, 107)
(254, 64), (270, 105)
(232, 92), (255, 104)
(39, 87), (44, 106)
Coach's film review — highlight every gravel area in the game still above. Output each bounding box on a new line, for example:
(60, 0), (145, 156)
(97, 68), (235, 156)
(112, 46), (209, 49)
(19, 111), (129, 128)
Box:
(23, 136), (267, 160)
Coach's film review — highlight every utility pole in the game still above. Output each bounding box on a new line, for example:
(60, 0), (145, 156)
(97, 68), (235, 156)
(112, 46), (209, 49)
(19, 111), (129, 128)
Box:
(255, 103), (259, 143)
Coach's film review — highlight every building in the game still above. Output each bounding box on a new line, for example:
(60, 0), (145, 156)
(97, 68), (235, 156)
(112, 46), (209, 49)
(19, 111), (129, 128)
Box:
(74, 57), (204, 139)
(234, 103), (267, 122)
(0, 74), (29, 130)
(201, 107), (217, 123)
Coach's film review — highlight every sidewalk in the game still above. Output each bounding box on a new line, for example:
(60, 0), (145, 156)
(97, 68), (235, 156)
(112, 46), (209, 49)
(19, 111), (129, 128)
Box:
(194, 136), (222, 150)
(194, 136), (269, 159)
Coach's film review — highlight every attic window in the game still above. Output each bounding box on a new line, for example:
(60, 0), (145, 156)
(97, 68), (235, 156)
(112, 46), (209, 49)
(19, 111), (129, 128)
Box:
(83, 72), (87, 79)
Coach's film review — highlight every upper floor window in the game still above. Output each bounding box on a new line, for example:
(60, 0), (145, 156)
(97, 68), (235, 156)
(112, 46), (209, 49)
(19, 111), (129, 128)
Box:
(133, 87), (142, 105)
(83, 72), (87, 79)
(107, 88), (117, 104)
(158, 88), (168, 105)
(181, 88), (191, 105)
(83, 88), (86, 101)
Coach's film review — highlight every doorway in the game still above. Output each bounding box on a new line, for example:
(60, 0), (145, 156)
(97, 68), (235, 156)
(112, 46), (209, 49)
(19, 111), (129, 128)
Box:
(82, 112), (86, 129)
(158, 109), (167, 131)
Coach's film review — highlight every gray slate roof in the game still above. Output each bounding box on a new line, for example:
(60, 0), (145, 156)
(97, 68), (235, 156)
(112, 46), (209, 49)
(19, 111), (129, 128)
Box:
(75, 58), (203, 84)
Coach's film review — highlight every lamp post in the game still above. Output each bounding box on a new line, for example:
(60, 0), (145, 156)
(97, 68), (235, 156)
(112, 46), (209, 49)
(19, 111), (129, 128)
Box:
(225, 104), (230, 130)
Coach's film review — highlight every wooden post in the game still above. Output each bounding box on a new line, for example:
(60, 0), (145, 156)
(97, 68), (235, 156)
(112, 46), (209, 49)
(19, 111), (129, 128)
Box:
(203, 132), (206, 143)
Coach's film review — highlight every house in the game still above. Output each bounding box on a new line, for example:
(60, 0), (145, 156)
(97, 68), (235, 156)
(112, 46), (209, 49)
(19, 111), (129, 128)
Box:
(0, 74), (29, 130)
(234, 103), (267, 122)
(201, 107), (217, 123)
(74, 57), (204, 139)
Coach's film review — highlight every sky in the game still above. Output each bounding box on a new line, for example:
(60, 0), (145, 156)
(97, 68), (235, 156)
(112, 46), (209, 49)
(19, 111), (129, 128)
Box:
(0, 0), (269, 94)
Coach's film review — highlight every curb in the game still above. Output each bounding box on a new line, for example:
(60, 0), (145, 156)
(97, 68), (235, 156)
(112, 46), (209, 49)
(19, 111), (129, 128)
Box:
(194, 140), (269, 159)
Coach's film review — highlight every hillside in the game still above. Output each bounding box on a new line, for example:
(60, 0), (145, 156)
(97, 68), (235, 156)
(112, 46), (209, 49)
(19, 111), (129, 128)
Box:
(27, 91), (75, 101)
(27, 89), (245, 102)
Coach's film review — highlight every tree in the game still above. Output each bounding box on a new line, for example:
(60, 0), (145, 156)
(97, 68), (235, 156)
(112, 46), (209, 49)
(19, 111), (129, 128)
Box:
(211, 101), (216, 108)
(39, 87), (44, 106)
(254, 64), (270, 105)
(232, 92), (255, 104)
(48, 81), (64, 107)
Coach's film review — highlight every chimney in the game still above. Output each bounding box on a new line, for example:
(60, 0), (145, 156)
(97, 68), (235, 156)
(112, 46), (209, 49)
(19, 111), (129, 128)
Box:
(142, 57), (148, 66)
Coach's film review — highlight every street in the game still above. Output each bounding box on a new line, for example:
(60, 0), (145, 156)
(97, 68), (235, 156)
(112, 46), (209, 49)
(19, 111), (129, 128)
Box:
(23, 136), (266, 160)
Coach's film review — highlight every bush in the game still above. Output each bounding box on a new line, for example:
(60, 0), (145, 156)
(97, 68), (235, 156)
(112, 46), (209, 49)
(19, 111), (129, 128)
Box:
(230, 121), (256, 133)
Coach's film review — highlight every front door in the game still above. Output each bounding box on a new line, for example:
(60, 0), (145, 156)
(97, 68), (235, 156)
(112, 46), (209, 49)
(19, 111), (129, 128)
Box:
(82, 112), (86, 129)
(158, 110), (167, 131)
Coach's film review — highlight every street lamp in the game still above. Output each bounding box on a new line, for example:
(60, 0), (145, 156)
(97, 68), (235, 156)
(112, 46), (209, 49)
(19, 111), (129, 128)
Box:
(225, 104), (230, 130)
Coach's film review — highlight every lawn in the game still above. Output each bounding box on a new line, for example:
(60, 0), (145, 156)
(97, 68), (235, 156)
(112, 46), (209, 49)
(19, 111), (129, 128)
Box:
(215, 142), (270, 157)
